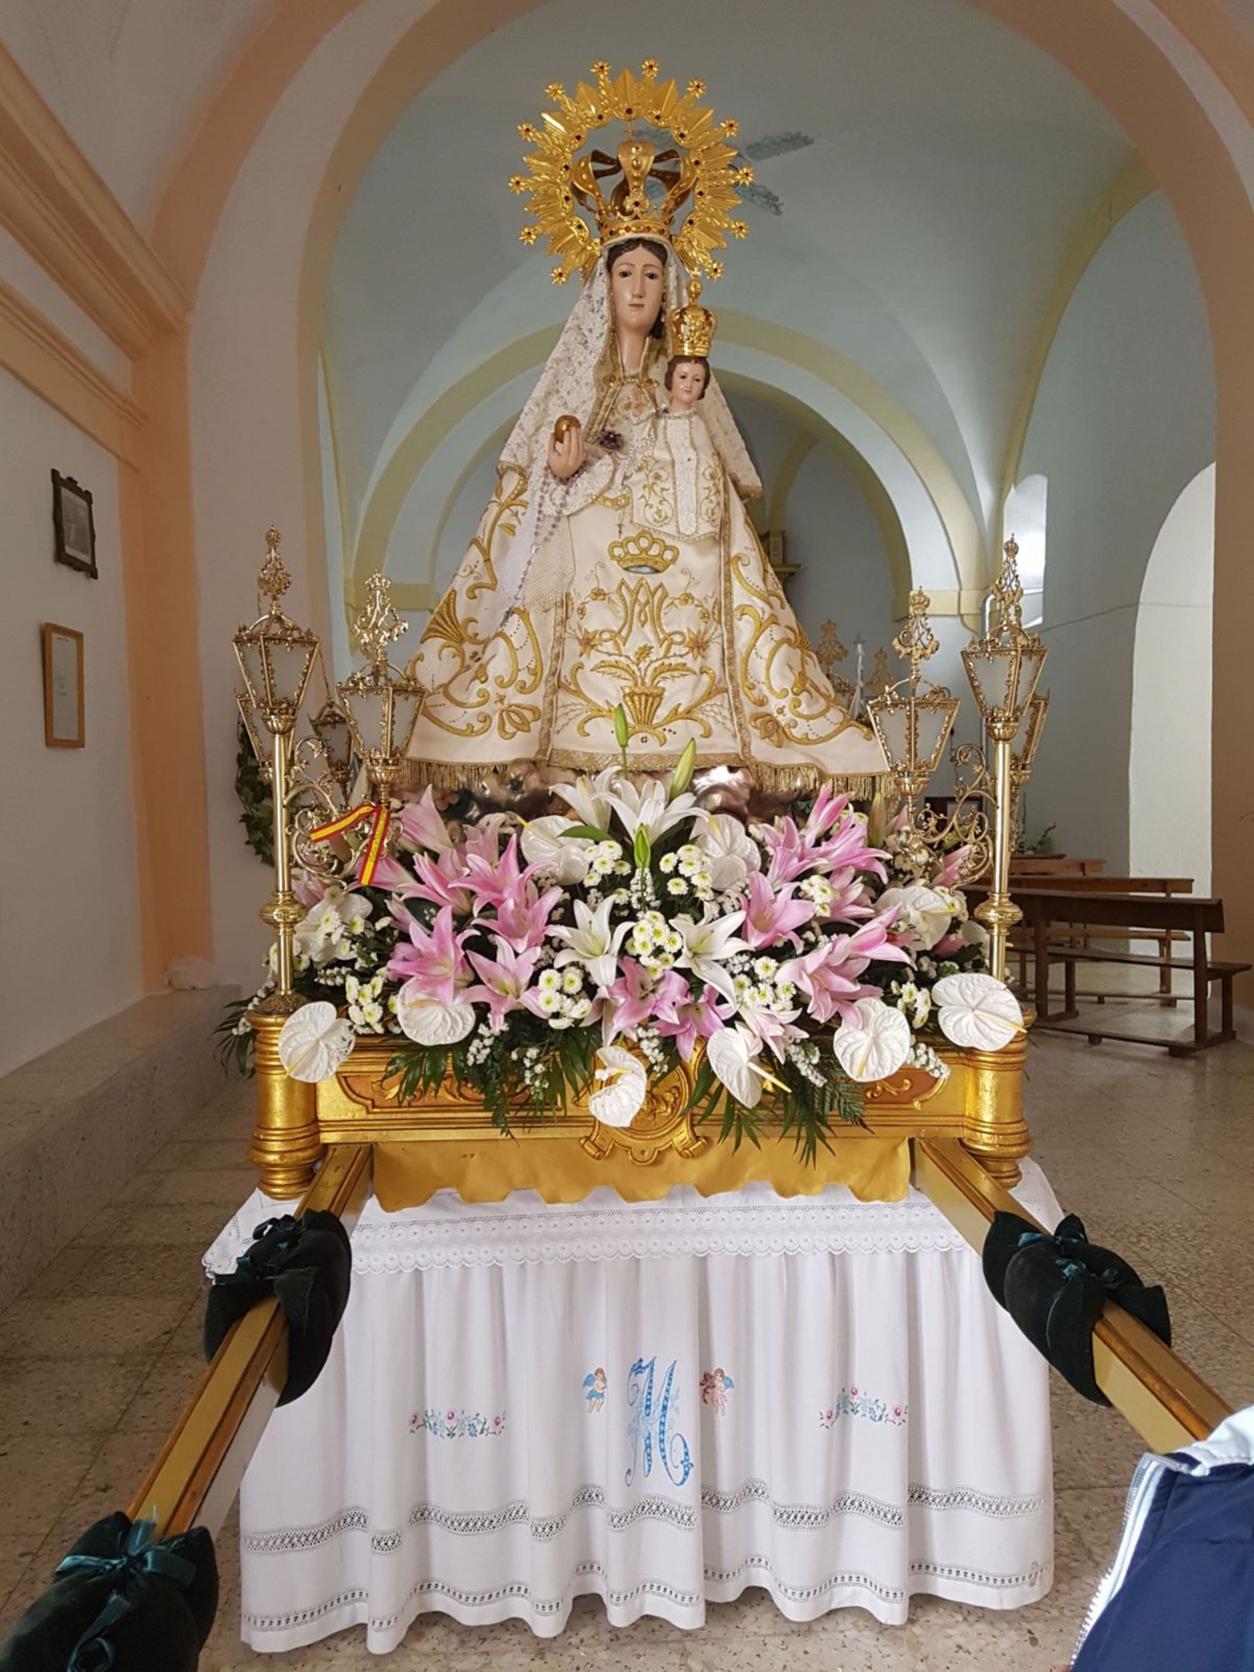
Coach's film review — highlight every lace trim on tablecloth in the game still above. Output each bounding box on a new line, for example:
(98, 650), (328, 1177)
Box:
(207, 1166), (1059, 1277)
(242, 1552), (1053, 1637)
(242, 1476), (1045, 1561)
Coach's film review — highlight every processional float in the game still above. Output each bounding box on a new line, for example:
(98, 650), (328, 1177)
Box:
(230, 525), (1046, 1204)
(0, 63), (1234, 1672)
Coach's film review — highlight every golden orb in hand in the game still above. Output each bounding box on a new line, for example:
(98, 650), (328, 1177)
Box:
(552, 414), (581, 444)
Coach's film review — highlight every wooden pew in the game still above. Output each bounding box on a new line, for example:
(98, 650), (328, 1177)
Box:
(1010, 875), (1194, 1003)
(1010, 888), (1250, 1055)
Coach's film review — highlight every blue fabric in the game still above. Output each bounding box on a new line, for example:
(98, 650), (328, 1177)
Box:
(1074, 1461), (1254, 1670)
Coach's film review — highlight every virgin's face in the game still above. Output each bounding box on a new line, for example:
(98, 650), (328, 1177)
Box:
(609, 245), (665, 335)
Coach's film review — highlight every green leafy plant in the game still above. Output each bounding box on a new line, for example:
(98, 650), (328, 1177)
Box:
(234, 721), (274, 865)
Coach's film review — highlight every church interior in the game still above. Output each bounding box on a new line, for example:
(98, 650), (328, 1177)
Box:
(1, 2), (1253, 1668)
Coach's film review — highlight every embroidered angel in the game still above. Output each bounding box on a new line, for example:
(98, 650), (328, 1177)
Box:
(699, 1367), (735, 1412)
(583, 1367), (608, 1412)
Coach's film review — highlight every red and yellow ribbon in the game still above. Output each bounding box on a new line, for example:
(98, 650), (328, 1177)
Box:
(310, 801), (391, 887)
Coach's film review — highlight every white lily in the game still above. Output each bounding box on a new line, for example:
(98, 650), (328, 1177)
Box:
(931, 972), (1023, 1051)
(588, 1044), (648, 1128)
(707, 1024), (774, 1109)
(832, 997), (913, 1083)
(694, 811), (761, 892)
(606, 778), (699, 844)
(673, 909), (749, 1002)
(550, 765), (619, 831)
(294, 886), (374, 967)
(278, 1001), (356, 1083)
(396, 991), (477, 1047)
(549, 897), (631, 989)
(876, 883), (953, 950)
(520, 814), (593, 883)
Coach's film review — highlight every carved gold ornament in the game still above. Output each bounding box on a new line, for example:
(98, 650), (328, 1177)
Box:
(510, 60), (753, 282)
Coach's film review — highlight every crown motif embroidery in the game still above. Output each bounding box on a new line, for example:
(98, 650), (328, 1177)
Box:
(510, 60), (753, 283)
(667, 279), (716, 359)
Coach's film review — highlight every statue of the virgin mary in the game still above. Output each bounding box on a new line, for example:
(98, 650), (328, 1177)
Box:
(405, 62), (886, 798)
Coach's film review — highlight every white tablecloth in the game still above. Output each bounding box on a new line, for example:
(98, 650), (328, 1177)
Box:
(207, 1164), (1060, 1652)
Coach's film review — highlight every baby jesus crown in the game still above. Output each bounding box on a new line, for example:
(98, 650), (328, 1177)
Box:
(667, 279), (716, 359)
(509, 60), (754, 283)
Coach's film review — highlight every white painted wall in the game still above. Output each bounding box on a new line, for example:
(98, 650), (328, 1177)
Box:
(0, 365), (142, 1074)
(1017, 193), (1214, 869)
(1129, 464), (1214, 891)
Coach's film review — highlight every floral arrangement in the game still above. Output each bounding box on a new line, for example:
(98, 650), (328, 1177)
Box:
(227, 749), (1022, 1159)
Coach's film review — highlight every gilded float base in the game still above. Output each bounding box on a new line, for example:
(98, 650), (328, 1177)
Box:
(299, 1036), (1031, 1206)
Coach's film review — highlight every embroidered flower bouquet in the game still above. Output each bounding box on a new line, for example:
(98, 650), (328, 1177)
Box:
(232, 757), (1023, 1161)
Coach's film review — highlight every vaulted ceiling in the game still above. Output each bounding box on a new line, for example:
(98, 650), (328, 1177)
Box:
(320, 0), (1133, 557)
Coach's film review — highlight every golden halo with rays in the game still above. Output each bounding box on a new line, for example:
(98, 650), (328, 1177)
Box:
(508, 59), (754, 284)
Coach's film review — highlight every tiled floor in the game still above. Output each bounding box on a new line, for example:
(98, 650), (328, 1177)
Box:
(1, 1007), (1252, 1670)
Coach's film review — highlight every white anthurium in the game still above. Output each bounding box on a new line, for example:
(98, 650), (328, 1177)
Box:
(550, 897), (632, 990)
(707, 1024), (769, 1109)
(832, 998), (913, 1084)
(931, 973), (1023, 1052)
(959, 918), (989, 950)
(278, 1001), (356, 1083)
(396, 988), (477, 1047)
(875, 883), (953, 951)
(695, 812), (761, 892)
(605, 778), (699, 844)
(520, 814), (593, 883)
(673, 910), (749, 1002)
(588, 1045), (648, 1128)
(549, 765), (619, 832)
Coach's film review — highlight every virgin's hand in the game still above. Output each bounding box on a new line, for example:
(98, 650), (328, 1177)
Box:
(548, 426), (584, 480)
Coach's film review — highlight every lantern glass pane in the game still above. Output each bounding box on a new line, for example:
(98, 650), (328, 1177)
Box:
(1012, 642), (1046, 715)
(265, 637), (316, 709)
(342, 686), (387, 754)
(234, 637), (267, 710)
(916, 699), (957, 775)
(869, 699), (912, 771)
(391, 687), (424, 757)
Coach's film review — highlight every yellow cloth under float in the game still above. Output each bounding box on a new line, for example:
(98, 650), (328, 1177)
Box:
(373, 1133), (910, 1211)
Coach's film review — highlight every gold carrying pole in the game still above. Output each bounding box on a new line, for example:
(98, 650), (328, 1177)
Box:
(982, 731), (1016, 983)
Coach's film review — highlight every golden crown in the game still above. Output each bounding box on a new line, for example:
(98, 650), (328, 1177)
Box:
(667, 279), (716, 359)
(509, 60), (754, 284)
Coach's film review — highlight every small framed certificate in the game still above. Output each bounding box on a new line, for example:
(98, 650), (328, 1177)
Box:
(42, 623), (85, 748)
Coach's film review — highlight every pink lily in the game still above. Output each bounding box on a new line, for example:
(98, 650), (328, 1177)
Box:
(802, 786), (851, 843)
(655, 985), (730, 1061)
(405, 849), (476, 916)
(933, 845), (973, 890)
(463, 834), (528, 910)
(492, 876), (564, 953)
(822, 866), (877, 925)
(602, 962), (685, 1046)
(292, 870), (327, 909)
(735, 998), (804, 1061)
(742, 872), (815, 950)
(933, 930), (965, 957)
(399, 788), (454, 854)
(386, 905), (472, 1003)
(354, 851), (412, 891)
(465, 938), (542, 1030)
(782, 920), (911, 1026)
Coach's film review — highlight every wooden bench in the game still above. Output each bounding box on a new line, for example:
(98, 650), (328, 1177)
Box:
(1009, 889), (1250, 1055)
(1010, 875), (1194, 1003)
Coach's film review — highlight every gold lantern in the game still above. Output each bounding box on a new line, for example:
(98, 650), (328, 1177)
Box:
(232, 528), (319, 1010)
(961, 538), (1049, 979)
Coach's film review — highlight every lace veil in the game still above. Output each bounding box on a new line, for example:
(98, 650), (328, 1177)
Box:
(486, 240), (761, 631)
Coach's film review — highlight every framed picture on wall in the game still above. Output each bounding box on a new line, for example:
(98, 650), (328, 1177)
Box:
(42, 623), (85, 748)
(51, 470), (97, 577)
